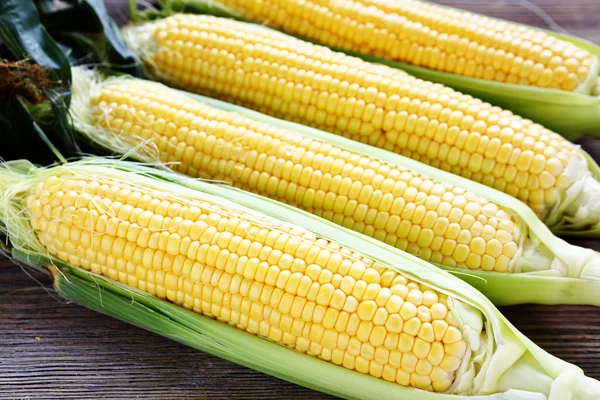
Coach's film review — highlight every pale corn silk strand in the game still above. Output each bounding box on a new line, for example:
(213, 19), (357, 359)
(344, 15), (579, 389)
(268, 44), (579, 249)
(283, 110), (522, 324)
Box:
(217, 0), (599, 93)
(71, 70), (531, 275)
(120, 14), (598, 231)
(2, 161), (482, 393)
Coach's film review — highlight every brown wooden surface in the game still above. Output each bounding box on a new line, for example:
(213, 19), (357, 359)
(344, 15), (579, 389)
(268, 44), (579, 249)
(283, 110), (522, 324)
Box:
(1, 1), (600, 398)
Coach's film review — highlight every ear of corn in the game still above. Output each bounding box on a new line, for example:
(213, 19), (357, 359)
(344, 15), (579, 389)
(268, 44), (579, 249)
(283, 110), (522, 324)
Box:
(157, 0), (600, 141)
(111, 19), (600, 237)
(66, 67), (600, 306)
(1, 158), (599, 398)
(214, 0), (599, 93)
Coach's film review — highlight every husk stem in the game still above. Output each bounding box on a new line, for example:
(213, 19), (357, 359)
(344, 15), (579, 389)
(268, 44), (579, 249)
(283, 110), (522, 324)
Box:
(154, 0), (600, 142)
(1, 158), (599, 399)
(68, 68), (600, 306)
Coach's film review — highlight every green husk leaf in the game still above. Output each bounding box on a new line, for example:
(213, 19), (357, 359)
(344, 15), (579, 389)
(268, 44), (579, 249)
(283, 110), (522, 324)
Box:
(68, 69), (600, 305)
(2, 158), (599, 399)
(159, 0), (600, 141)
(581, 150), (600, 181)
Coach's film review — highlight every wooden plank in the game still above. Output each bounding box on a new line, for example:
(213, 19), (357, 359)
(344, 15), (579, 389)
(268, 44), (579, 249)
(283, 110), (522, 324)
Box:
(1, 0), (599, 398)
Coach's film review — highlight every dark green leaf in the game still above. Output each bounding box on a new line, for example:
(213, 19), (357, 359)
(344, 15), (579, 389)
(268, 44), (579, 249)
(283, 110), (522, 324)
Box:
(0, 0), (77, 161)
(159, 0), (242, 19)
(0, 100), (65, 164)
(40, 0), (143, 76)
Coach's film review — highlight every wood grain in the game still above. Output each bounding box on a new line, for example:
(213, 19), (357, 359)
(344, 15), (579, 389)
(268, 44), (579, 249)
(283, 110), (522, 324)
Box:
(1, 1), (600, 398)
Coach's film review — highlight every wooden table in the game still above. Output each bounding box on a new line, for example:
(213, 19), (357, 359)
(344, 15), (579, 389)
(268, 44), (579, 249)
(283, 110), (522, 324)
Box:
(1, 1), (600, 398)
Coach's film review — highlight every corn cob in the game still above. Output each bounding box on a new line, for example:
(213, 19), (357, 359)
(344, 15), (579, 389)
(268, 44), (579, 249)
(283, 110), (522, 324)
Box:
(68, 68), (600, 306)
(212, 0), (599, 94)
(122, 14), (600, 236)
(30, 171), (469, 391)
(2, 159), (599, 398)
(158, 0), (600, 140)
